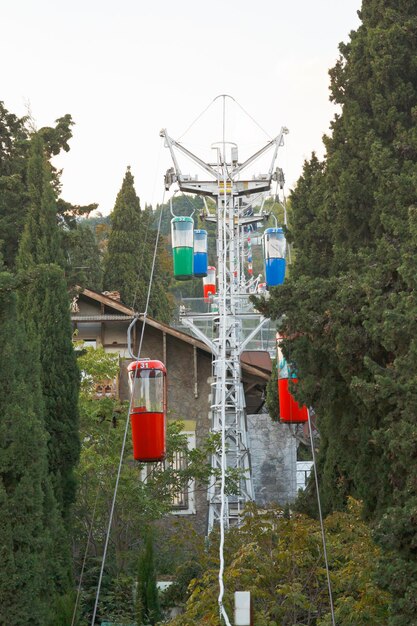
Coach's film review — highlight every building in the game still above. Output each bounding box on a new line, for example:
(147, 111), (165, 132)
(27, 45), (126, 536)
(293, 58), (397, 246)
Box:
(71, 287), (298, 532)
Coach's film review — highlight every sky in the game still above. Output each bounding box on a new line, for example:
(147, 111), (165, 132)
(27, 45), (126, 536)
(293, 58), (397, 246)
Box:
(2, 0), (362, 215)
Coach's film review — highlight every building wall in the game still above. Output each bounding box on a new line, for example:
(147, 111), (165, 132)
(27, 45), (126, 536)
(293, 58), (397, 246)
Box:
(121, 323), (213, 535)
(247, 413), (297, 506)
(74, 320), (130, 354)
(73, 296), (297, 533)
(73, 296), (214, 534)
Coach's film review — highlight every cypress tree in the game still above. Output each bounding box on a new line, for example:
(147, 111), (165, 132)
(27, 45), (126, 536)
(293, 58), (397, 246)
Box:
(0, 102), (30, 269)
(66, 221), (103, 291)
(17, 134), (80, 519)
(104, 167), (145, 307)
(261, 1), (417, 620)
(136, 530), (161, 626)
(18, 133), (63, 267)
(0, 105), (76, 270)
(0, 273), (70, 624)
(104, 167), (173, 321)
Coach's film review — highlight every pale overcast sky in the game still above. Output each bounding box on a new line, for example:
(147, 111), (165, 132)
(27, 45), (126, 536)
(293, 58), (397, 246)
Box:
(2, 0), (361, 214)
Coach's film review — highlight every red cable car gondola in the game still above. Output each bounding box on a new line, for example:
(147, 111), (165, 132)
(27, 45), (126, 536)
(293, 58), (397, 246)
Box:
(203, 266), (216, 300)
(128, 359), (167, 462)
(277, 335), (308, 424)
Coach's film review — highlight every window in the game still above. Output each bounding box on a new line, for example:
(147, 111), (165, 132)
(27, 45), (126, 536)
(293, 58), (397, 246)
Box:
(170, 448), (189, 509)
(74, 339), (97, 351)
(296, 461), (313, 491)
(170, 432), (196, 515)
(82, 339), (97, 349)
(139, 431), (197, 515)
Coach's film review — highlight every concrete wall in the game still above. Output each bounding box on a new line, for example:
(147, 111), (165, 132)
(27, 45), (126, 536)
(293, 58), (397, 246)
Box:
(247, 412), (297, 506)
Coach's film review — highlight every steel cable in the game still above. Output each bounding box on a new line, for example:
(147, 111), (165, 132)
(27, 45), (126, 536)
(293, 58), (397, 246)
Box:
(90, 192), (165, 625)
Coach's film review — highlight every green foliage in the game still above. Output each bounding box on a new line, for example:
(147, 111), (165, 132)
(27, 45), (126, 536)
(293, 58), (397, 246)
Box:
(78, 346), (120, 391)
(104, 168), (174, 321)
(18, 262), (81, 517)
(259, 2), (417, 621)
(17, 133), (64, 268)
(167, 500), (391, 626)
(136, 530), (161, 625)
(73, 347), (220, 623)
(47, 591), (78, 626)
(38, 113), (74, 158)
(265, 358), (279, 421)
(0, 273), (71, 624)
(0, 102), (30, 269)
(17, 134), (80, 519)
(66, 221), (103, 290)
(0, 104), (79, 269)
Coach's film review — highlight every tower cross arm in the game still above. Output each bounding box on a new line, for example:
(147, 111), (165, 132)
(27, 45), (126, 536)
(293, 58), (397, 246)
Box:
(160, 128), (219, 181)
(231, 126), (289, 179)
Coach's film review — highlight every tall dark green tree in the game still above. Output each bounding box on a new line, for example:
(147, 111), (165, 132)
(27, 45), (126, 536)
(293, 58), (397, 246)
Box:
(104, 167), (173, 322)
(17, 134), (80, 519)
(0, 104), (77, 269)
(260, 1), (417, 621)
(0, 273), (71, 624)
(136, 530), (161, 626)
(0, 103), (30, 269)
(66, 221), (103, 291)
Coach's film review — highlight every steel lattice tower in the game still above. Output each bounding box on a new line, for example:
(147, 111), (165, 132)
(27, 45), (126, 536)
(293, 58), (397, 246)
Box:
(161, 102), (288, 531)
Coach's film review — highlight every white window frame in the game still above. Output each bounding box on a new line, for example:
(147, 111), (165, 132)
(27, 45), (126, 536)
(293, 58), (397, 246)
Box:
(139, 431), (197, 515)
(170, 431), (196, 516)
(296, 460), (313, 492)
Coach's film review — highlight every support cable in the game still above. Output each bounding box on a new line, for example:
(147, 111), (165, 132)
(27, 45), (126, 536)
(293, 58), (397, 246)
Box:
(131, 136), (164, 312)
(307, 408), (336, 626)
(90, 192), (165, 626)
(71, 484), (99, 626)
(178, 97), (218, 141)
(71, 410), (119, 625)
(290, 425), (297, 625)
(179, 94), (272, 147)
(234, 98), (272, 140)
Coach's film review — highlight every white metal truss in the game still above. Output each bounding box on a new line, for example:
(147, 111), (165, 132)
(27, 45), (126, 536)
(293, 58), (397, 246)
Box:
(161, 116), (288, 532)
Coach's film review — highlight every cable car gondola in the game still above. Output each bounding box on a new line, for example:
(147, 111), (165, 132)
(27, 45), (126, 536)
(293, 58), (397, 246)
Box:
(263, 227), (286, 287)
(277, 337), (308, 424)
(171, 216), (194, 280)
(203, 265), (216, 300)
(128, 359), (167, 462)
(193, 229), (208, 277)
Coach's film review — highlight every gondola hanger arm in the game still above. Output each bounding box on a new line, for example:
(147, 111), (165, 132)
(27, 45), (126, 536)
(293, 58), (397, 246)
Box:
(160, 128), (220, 182)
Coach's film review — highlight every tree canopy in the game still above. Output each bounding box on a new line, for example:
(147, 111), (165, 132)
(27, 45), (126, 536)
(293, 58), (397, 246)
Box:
(17, 133), (80, 519)
(103, 167), (174, 321)
(0, 273), (72, 625)
(259, 1), (417, 620)
(167, 500), (391, 626)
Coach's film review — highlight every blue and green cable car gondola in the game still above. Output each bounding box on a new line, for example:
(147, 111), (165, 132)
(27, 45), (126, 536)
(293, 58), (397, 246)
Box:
(171, 216), (194, 280)
(263, 227), (286, 286)
(193, 229), (208, 277)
